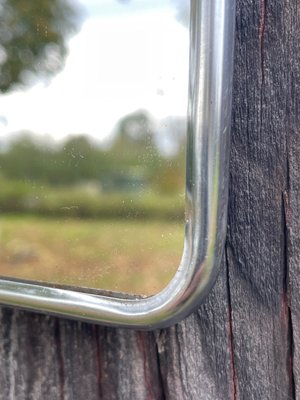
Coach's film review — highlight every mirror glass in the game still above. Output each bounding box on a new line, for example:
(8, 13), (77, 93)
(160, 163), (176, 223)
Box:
(0, 0), (189, 295)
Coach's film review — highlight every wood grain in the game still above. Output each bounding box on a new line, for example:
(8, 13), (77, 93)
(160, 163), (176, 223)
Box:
(226, 1), (298, 399)
(0, 1), (299, 399)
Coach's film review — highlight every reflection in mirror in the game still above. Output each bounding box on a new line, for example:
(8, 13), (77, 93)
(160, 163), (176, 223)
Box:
(0, 0), (189, 295)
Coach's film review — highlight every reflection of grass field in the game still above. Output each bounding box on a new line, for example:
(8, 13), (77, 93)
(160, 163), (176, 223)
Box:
(0, 216), (184, 295)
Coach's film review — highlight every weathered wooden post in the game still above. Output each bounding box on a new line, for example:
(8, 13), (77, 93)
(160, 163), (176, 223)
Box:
(0, 0), (299, 398)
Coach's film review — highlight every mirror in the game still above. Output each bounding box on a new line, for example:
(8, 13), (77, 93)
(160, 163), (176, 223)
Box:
(0, 0), (236, 328)
(0, 0), (189, 296)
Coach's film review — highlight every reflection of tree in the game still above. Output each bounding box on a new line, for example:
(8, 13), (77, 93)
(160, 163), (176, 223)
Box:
(0, 0), (80, 92)
(0, 109), (186, 194)
(113, 110), (158, 157)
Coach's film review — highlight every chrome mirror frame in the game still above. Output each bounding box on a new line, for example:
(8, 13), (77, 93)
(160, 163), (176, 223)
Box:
(0, 0), (236, 329)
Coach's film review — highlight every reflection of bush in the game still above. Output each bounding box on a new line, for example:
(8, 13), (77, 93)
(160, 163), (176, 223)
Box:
(0, 112), (186, 194)
(0, 179), (184, 221)
(0, 179), (31, 212)
(0, 113), (186, 216)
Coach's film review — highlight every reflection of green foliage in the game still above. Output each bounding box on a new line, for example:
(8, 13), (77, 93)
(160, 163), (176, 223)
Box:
(0, 134), (111, 185)
(0, 110), (186, 196)
(0, 0), (80, 92)
(0, 112), (186, 194)
(0, 177), (184, 221)
(112, 110), (160, 168)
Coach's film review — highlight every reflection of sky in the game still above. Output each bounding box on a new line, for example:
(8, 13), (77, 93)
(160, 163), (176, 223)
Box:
(0, 0), (189, 141)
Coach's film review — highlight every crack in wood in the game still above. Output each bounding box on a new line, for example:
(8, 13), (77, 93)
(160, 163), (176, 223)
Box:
(93, 325), (103, 399)
(154, 332), (167, 400)
(225, 246), (238, 400)
(54, 320), (66, 400)
(8, 311), (16, 400)
(175, 325), (190, 400)
(259, 0), (267, 83)
(258, 0), (267, 151)
(136, 331), (161, 400)
(283, 191), (296, 399)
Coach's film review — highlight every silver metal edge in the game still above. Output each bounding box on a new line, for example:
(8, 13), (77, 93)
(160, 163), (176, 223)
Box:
(0, 0), (236, 330)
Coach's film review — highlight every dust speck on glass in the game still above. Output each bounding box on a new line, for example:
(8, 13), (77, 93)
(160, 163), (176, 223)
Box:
(0, 0), (189, 296)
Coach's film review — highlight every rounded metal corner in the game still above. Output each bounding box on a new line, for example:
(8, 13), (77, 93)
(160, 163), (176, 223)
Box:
(0, 0), (236, 330)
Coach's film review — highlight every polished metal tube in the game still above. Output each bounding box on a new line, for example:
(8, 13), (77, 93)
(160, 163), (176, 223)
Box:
(0, 0), (236, 329)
